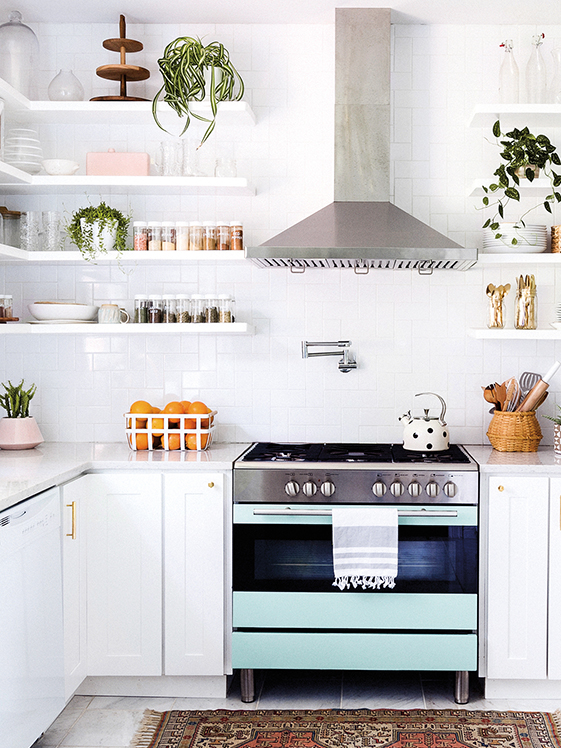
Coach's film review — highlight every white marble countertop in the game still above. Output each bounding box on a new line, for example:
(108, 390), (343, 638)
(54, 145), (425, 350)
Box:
(465, 444), (561, 472)
(0, 441), (252, 512)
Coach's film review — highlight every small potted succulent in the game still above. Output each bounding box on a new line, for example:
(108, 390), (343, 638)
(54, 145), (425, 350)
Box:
(66, 201), (130, 262)
(480, 120), (561, 245)
(0, 379), (43, 450)
(152, 36), (245, 147)
(543, 405), (561, 456)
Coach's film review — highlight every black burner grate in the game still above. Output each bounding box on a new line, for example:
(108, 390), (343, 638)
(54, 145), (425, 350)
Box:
(239, 442), (470, 464)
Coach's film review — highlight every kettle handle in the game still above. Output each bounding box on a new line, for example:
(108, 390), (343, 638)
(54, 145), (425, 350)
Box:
(415, 392), (447, 425)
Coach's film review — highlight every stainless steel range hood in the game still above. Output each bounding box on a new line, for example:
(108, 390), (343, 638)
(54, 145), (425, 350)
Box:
(247, 8), (477, 272)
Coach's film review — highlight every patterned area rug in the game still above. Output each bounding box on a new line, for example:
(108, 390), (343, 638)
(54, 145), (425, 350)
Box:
(131, 708), (561, 748)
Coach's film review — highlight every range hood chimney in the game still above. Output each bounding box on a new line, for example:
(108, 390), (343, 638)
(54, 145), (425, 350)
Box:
(246, 8), (477, 272)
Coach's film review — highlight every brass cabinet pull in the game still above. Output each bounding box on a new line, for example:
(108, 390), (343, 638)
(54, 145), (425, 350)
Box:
(498, 485), (504, 492)
(208, 482), (215, 488)
(66, 501), (76, 539)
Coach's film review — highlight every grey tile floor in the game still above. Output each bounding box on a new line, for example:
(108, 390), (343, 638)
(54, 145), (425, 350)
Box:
(38, 670), (561, 748)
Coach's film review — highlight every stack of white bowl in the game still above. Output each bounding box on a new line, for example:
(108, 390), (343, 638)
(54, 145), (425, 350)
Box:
(4, 128), (43, 174)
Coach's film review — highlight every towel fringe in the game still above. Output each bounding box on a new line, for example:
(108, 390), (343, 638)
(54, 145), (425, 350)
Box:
(333, 575), (396, 590)
(129, 709), (165, 748)
(552, 709), (561, 732)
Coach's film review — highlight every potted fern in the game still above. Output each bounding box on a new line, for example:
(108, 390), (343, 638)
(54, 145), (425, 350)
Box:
(480, 120), (561, 246)
(152, 36), (244, 147)
(0, 379), (43, 450)
(66, 201), (130, 262)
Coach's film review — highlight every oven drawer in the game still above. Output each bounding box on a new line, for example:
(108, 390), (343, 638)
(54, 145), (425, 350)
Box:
(233, 592), (477, 630)
(231, 631), (478, 671)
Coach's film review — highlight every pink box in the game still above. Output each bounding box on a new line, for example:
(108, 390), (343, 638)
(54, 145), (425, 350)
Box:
(86, 148), (150, 176)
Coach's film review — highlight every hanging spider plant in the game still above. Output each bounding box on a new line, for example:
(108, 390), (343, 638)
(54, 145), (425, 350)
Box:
(152, 36), (244, 147)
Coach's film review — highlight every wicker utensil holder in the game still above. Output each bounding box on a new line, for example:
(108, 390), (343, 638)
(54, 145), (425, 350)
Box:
(487, 410), (542, 452)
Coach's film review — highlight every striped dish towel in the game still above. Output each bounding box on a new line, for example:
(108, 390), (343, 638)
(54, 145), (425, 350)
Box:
(332, 506), (398, 590)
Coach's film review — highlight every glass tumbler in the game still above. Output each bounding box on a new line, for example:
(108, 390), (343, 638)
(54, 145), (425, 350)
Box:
(42, 210), (62, 251)
(20, 211), (42, 251)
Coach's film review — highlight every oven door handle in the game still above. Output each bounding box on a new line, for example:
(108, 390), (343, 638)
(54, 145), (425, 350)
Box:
(252, 508), (459, 518)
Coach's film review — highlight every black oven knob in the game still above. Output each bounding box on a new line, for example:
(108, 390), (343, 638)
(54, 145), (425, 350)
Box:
(443, 481), (457, 498)
(302, 481), (318, 497)
(408, 481), (422, 497)
(426, 481), (440, 498)
(320, 480), (336, 497)
(284, 480), (300, 497)
(390, 480), (404, 497)
(372, 480), (387, 498)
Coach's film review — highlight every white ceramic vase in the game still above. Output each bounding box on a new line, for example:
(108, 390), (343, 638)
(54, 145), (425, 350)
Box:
(0, 416), (43, 450)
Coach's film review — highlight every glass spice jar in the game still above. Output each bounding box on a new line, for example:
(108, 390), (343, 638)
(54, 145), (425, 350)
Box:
(1, 207), (21, 248)
(176, 294), (192, 323)
(148, 294), (163, 323)
(230, 221), (243, 251)
(204, 294), (219, 323)
(189, 221), (203, 251)
(203, 221), (216, 251)
(191, 294), (206, 323)
(216, 221), (230, 251)
(147, 221), (162, 251)
(161, 222), (176, 251)
(134, 294), (149, 323)
(217, 294), (234, 323)
(162, 294), (177, 323)
(175, 222), (189, 252)
(133, 221), (148, 251)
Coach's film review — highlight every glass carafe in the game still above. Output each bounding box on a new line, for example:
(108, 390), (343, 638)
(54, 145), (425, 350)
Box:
(0, 11), (39, 99)
(550, 48), (561, 104)
(526, 33), (547, 104)
(499, 40), (519, 104)
(48, 69), (84, 101)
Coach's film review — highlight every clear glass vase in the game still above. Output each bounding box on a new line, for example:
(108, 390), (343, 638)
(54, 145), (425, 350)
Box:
(499, 40), (519, 104)
(526, 33), (547, 104)
(48, 69), (84, 101)
(550, 48), (561, 104)
(0, 11), (39, 99)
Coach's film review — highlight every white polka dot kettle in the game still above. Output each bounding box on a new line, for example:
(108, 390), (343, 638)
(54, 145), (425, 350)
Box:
(399, 392), (449, 452)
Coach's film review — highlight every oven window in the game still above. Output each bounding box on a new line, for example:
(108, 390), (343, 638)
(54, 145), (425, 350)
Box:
(234, 524), (477, 593)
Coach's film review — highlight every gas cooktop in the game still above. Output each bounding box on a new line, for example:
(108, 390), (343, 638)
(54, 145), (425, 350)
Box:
(237, 442), (472, 465)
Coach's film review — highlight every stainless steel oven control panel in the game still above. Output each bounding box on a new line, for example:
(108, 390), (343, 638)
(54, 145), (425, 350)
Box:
(234, 468), (478, 505)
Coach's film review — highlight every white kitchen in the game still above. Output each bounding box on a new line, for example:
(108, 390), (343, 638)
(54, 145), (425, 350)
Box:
(1, 1), (561, 746)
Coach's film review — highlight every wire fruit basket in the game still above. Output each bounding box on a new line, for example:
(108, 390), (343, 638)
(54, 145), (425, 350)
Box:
(125, 410), (217, 451)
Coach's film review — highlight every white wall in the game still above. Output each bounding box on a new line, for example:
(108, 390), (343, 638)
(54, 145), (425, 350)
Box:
(1, 21), (561, 446)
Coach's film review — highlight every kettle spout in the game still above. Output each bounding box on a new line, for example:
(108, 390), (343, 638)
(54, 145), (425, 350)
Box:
(399, 411), (412, 425)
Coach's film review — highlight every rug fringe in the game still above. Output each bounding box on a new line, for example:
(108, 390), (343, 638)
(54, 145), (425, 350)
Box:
(552, 709), (561, 732)
(130, 710), (165, 748)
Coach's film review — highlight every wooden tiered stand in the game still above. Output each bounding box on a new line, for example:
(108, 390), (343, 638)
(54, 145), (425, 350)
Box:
(91, 14), (150, 101)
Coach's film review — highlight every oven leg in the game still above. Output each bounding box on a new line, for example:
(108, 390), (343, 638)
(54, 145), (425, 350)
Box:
(454, 670), (469, 704)
(240, 668), (255, 703)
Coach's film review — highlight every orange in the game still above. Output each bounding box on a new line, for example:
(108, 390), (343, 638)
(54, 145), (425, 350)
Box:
(151, 417), (164, 437)
(180, 400), (191, 412)
(152, 406), (161, 413)
(135, 433), (149, 450)
(167, 433), (181, 450)
(130, 400), (151, 427)
(162, 401), (185, 424)
(182, 417), (196, 430)
(188, 400), (211, 428)
(186, 433), (209, 450)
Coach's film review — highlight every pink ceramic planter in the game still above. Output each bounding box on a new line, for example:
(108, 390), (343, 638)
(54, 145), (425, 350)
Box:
(0, 417), (44, 450)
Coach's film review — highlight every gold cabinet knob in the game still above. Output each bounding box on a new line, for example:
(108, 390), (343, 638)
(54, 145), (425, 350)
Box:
(208, 482), (214, 488)
(498, 485), (504, 492)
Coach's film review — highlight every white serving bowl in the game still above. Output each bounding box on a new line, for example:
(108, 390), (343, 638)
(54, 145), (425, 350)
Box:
(41, 159), (80, 176)
(28, 302), (99, 321)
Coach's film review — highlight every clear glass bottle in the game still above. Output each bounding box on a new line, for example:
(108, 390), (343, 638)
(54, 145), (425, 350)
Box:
(216, 221), (230, 251)
(218, 294), (234, 323)
(550, 48), (561, 104)
(147, 221), (162, 251)
(189, 221), (203, 251)
(526, 33), (547, 104)
(134, 294), (149, 323)
(148, 294), (163, 323)
(175, 222), (189, 252)
(47, 69), (84, 101)
(499, 40), (519, 104)
(191, 294), (206, 323)
(176, 294), (192, 323)
(0, 11), (39, 99)
(203, 221), (216, 251)
(162, 294), (177, 323)
(133, 221), (148, 251)
(161, 222), (176, 251)
(230, 221), (244, 251)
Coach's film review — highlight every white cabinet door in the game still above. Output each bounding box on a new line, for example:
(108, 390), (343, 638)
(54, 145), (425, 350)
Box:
(85, 473), (162, 676)
(60, 477), (87, 700)
(164, 473), (225, 676)
(486, 476), (549, 679)
(549, 478), (561, 679)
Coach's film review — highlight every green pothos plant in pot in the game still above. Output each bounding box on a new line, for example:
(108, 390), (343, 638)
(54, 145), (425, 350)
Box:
(0, 379), (43, 450)
(152, 36), (245, 147)
(66, 201), (130, 262)
(480, 120), (561, 245)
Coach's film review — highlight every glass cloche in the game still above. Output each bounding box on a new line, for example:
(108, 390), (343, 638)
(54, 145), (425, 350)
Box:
(0, 11), (39, 99)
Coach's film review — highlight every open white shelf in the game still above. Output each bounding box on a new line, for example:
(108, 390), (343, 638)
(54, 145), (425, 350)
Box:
(469, 178), (551, 197)
(0, 77), (256, 127)
(0, 322), (253, 335)
(468, 328), (560, 339)
(468, 104), (561, 129)
(0, 244), (248, 263)
(477, 252), (560, 265)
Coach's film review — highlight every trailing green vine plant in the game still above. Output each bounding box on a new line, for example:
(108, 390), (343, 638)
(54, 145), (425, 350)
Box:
(480, 120), (561, 244)
(152, 36), (244, 147)
(0, 379), (37, 418)
(65, 201), (130, 262)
